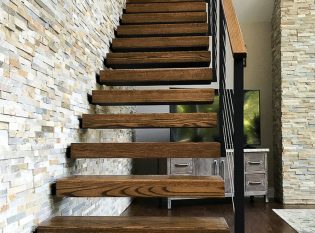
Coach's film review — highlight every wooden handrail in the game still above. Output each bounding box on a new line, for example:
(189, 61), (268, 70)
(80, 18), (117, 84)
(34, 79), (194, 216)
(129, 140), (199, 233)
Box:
(221, 0), (247, 58)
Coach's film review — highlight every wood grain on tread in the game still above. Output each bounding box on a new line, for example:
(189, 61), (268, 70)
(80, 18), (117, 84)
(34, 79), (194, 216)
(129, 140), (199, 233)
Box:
(116, 23), (208, 37)
(127, 0), (206, 3)
(91, 89), (214, 105)
(38, 216), (229, 233)
(106, 51), (211, 69)
(99, 68), (212, 86)
(56, 175), (225, 198)
(70, 142), (221, 159)
(111, 36), (209, 51)
(125, 2), (206, 13)
(81, 113), (217, 129)
(121, 12), (207, 24)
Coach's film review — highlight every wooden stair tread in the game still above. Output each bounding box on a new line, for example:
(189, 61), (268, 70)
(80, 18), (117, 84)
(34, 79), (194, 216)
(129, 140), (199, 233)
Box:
(70, 142), (221, 159)
(121, 12), (207, 24)
(106, 51), (211, 69)
(125, 2), (206, 13)
(91, 88), (214, 105)
(111, 36), (209, 51)
(116, 23), (208, 37)
(127, 0), (206, 3)
(55, 175), (225, 198)
(81, 113), (217, 129)
(99, 68), (212, 86)
(38, 216), (229, 233)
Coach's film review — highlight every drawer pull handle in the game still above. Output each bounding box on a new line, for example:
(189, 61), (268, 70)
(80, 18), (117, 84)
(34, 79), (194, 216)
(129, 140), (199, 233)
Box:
(213, 160), (219, 175)
(174, 163), (190, 167)
(248, 181), (262, 185)
(247, 161), (263, 165)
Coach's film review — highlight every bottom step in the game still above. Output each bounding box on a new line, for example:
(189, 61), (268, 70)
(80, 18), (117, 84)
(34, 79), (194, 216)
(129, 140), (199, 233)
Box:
(38, 216), (229, 233)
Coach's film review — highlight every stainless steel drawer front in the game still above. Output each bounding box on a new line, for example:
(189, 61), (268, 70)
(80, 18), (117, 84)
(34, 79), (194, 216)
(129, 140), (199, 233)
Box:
(245, 174), (266, 192)
(245, 153), (266, 173)
(170, 158), (193, 174)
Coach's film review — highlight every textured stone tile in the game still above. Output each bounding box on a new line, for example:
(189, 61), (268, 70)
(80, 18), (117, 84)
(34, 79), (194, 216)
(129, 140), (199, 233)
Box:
(0, 0), (132, 232)
(273, 0), (315, 204)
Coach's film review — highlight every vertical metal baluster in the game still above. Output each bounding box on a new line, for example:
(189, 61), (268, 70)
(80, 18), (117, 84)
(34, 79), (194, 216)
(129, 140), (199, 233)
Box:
(219, 1), (226, 157)
(210, 0), (217, 82)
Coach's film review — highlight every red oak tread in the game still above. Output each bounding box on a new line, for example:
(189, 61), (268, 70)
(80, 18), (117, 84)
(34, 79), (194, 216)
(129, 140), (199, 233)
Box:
(99, 68), (212, 86)
(56, 175), (225, 198)
(116, 23), (208, 37)
(127, 0), (206, 3)
(81, 113), (217, 129)
(121, 12), (207, 24)
(91, 88), (214, 105)
(111, 36), (210, 51)
(37, 216), (229, 233)
(125, 2), (206, 13)
(70, 142), (221, 159)
(106, 51), (211, 69)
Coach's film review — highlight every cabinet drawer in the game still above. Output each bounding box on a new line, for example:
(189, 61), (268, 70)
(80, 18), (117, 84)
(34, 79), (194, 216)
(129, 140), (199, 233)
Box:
(245, 174), (266, 192)
(245, 153), (266, 173)
(170, 158), (193, 174)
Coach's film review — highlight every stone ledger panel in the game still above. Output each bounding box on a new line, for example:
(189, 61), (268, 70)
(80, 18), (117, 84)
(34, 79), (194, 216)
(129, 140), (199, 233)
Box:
(0, 0), (134, 232)
(272, 0), (315, 204)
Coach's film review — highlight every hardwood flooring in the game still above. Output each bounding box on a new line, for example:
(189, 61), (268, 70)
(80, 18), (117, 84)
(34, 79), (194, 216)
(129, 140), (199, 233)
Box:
(122, 198), (315, 233)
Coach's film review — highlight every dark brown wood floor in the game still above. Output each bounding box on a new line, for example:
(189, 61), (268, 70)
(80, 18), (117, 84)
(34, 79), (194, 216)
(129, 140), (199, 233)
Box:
(122, 198), (315, 233)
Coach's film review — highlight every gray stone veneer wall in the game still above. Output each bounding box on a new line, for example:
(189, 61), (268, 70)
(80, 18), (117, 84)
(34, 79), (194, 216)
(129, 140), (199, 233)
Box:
(0, 0), (134, 232)
(272, 0), (315, 204)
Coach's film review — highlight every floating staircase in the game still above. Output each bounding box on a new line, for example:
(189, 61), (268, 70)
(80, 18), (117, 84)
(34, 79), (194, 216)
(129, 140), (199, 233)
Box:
(37, 0), (230, 232)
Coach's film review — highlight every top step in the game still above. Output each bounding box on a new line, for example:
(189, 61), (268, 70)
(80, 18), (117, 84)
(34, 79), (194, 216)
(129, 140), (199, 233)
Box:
(125, 2), (207, 13)
(127, 0), (206, 3)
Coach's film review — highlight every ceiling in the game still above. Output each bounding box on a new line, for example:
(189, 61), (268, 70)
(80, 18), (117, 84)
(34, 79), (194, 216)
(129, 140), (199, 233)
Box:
(233, 0), (275, 22)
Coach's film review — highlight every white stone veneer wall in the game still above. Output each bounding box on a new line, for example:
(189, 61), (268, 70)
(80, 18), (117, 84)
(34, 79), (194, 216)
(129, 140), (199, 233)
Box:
(0, 0), (134, 232)
(272, 0), (315, 204)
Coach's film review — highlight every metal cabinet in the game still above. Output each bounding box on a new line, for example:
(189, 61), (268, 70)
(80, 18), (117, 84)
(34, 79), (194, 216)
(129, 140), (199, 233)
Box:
(244, 151), (268, 202)
(166, 149), (269, 209)
(166, 157), (222, 209)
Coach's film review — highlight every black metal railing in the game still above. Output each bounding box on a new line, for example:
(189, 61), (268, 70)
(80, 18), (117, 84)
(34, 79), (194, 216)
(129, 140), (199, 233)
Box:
(208, 0), (247, 232)
(209, 0), (217, 82)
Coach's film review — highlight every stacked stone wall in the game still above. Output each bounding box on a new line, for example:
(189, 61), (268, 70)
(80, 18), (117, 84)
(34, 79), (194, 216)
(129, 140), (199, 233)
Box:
(0, 1), (134, 232)
(272, 0), (315, 204)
